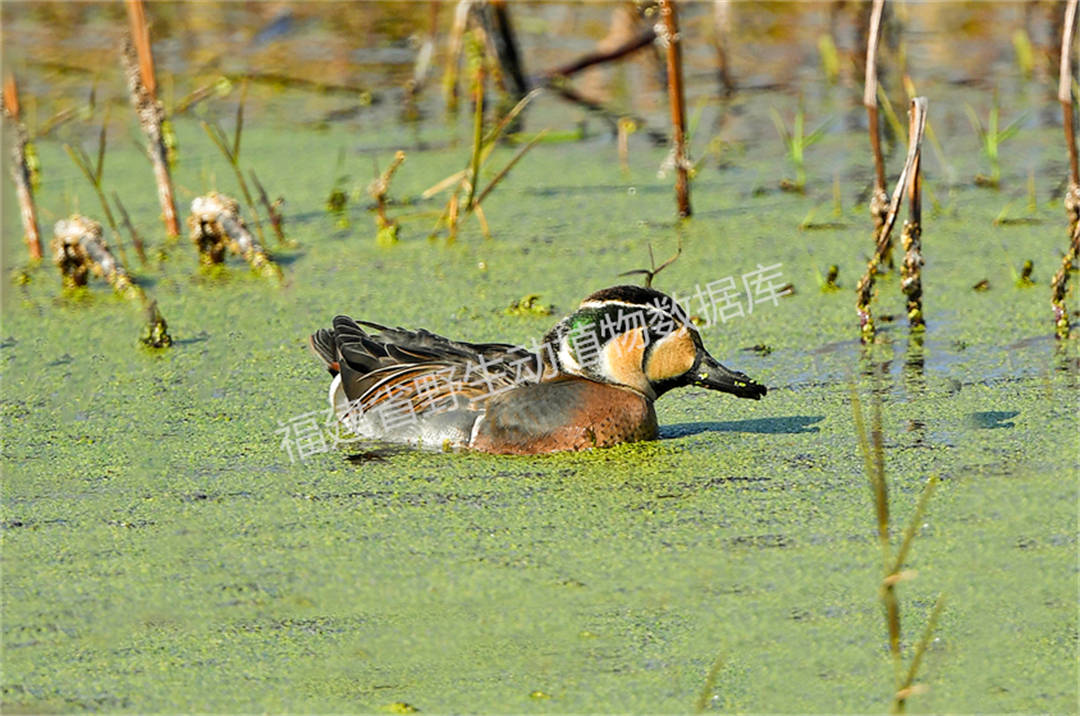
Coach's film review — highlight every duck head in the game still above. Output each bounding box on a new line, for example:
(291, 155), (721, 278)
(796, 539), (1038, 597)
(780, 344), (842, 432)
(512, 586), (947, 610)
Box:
(541, 285), (768, 401)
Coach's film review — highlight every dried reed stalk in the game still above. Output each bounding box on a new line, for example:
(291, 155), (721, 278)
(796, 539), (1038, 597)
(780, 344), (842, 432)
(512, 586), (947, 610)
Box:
(113, 192), (148, 265)
(250, 170), (287, 245)
(52, 215), (142, 301)
(442, 0), (474, 114)
(1052, 0), (1080, 339)
(368, 151), (406, 242)
(618, 241), (682, 288)
(479, 0), (528, 104)
(713, 0), (736, 96)
(659, 0), (691, 218)
(465, 59), (486, 212)
(121, 5), (180, 239)
(2, 75), (43, 260)
(200, 102), (268, 247)
(618, 117), (635, 174)
(188, 193), (280, 279)
(864, 0), (890, 264)
(473, 129), (547, 207)
(900, 98), (928, 329)
(545, 25), (657, 80)
(856, 99), (926, 342)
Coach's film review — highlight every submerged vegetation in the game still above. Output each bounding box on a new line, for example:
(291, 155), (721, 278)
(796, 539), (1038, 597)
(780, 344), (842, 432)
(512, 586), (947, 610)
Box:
(852, 388), (943, 713)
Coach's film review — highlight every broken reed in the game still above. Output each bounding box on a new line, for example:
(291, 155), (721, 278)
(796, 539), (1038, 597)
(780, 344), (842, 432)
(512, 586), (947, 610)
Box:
(545, 15), (656, 81)
(51, 215), (172, 349)
(368, 150), (407, 245)
(52, 215), (140, 300)
(900, 98), (927, 329)
(1052, 0), (1080, 340)
(659, 0), (692, 218)
(864, 0), (890, 266)
(122, 0), (180, 238)
(856, 98), (928, 342)
(2, 74), (43, 260)
(851, 388), (944, 713)
(142, 300), (172, 349)
(188, 192), (280, 279)
(51, 213), (172, 347)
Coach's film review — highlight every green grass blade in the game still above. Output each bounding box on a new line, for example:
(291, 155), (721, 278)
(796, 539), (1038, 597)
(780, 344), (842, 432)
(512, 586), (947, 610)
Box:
(890, 475), (939, 574)
(694, 653), (725, 713)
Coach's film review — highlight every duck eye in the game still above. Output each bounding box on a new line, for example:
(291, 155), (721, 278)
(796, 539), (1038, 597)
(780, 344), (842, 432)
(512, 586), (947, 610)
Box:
(698, 372), (709, 381)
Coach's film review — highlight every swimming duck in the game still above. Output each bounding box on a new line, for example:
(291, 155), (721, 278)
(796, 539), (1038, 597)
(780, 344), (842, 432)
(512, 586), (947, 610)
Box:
(309, 285), (767, 454)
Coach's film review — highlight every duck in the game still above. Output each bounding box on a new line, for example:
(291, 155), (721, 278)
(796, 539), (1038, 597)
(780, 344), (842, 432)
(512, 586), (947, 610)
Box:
(308, 284), (767, 455)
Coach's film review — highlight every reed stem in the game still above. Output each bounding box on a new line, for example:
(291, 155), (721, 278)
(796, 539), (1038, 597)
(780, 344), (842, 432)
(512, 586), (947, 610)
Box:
(369, 151), (406, 240)
(113, 192), (148, 265)
(250, 169), (287, 245)
(659, 0), (691, 218)
(200, 120), (265, 244)
(856, 99), (926, 342)
(545, 26), (656, 80)
(121, 24), (180, 239)
(63, 141), (132, 269)
(473, 129), (547, 207)
(865, 0), (890, 265)
(693, 653), (725, 713)
(900, 98), (928, 329)
(1053, 0), (1080, 339)
(465, 60), (485, 212)
(2, 74), (43, 260)
(442, 0), (473, 115)
(1060, 0), (1079, 189)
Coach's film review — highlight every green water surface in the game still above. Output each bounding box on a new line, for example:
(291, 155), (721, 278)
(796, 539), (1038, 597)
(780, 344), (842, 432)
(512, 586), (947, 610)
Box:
(3, 11), (1079, 711)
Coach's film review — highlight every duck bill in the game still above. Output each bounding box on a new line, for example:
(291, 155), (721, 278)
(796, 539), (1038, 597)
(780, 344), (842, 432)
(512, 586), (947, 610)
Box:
(692, 353), (768, 400)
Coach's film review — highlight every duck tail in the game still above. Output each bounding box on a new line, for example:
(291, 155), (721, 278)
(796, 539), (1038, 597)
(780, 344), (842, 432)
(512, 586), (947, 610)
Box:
(309, 328), (340, 376)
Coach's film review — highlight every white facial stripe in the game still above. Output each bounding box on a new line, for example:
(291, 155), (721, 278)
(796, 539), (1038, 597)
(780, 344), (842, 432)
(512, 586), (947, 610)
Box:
(557, 336), (582, 374)
(577, 298), (700, 336)
(598, 334), (621, 382)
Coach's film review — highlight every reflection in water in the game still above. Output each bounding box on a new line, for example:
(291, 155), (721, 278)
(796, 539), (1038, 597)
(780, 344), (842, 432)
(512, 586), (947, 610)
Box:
(904, 330), (926, 395)
(660, 415), (824, 439)
(967, 411), (1020, 429)
(1054, 340), (1080, 376)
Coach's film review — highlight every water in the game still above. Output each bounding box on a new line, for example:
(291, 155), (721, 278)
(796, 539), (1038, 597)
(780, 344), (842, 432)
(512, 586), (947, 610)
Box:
(2, 2), (1077, 712)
